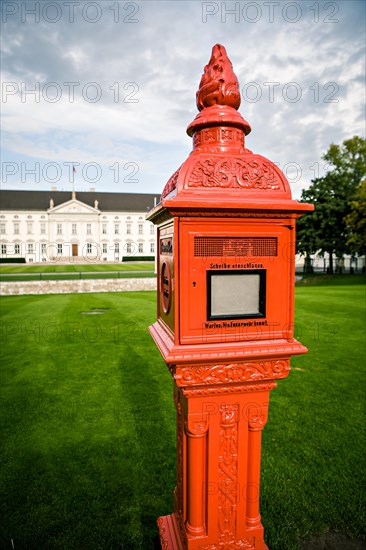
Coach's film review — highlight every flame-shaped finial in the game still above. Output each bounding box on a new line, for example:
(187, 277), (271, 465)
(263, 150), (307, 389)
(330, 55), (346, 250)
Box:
(196, 44), (241, 111)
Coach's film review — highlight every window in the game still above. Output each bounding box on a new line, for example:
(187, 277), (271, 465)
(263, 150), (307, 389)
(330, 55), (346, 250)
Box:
(28, 243), (34, 254)
(150, 224), (154, 235)
(40, 223), (46, 234)
(138, 224), (143, 235)
(102, 223), (107, 234)
(150, 242), (155, 254)
(87, 243), (92, 254)
(15, 244), (20, 254)
(102, 243), (107, 254)
(0, 223), (5, 235)
(86, 223), (92, 235)
(1, 244), (6, 254)
(207, 269), (266, 320)
(41, 243), (47, 255)
(138, 243), (143, 253)
(13, 223), (20, 235)
(57, 244), (62, 254)
(27, 222), (33, 234)
(72, 223), (77, 235)
(114, 243), (119, 253)
(126, 223), (131, 235)
(126, 243), (132, 254)
(57, 223), (62, 235)
(114, 224), (119, 234)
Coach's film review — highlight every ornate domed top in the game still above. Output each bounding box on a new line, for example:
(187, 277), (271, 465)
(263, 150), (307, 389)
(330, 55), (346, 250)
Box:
(154, 44), (312, 216)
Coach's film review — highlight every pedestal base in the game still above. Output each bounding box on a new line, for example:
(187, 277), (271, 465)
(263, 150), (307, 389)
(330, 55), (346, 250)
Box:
(155, 376), (278, 550)
(153, 352), (291, 550)
(158, 515), (269, 550)
(157, 514), (184, 550)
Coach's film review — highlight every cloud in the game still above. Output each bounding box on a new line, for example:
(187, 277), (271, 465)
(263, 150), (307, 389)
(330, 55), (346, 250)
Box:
(1, 0), (365, 197)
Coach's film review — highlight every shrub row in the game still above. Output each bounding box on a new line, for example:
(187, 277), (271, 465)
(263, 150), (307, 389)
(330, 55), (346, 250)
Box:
(0, 258), (26, 263)
(122, 256), (154, 262)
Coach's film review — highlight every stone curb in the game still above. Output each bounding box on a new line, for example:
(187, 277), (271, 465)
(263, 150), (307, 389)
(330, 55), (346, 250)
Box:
(0, 278), (157, 296)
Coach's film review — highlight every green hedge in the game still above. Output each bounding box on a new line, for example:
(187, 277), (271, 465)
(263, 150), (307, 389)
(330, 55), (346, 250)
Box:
(0, 257), (26, 263)
(122, 256), (154, 262)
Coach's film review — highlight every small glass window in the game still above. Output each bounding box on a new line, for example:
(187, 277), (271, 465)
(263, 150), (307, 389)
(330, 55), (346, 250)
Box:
(207, 269), (266, 320)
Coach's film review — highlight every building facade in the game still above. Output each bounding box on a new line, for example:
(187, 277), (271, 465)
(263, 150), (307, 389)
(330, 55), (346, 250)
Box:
(0, 190), (160, 263)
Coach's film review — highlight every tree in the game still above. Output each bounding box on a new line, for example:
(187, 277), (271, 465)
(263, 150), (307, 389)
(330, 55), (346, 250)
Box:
(345, 179), (366, 257)
(296, 191), (319, 273)
(296, 136), (366, 273)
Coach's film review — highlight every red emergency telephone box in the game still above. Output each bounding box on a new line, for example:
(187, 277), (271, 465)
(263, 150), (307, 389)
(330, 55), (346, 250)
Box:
(147, 44), (313, 550)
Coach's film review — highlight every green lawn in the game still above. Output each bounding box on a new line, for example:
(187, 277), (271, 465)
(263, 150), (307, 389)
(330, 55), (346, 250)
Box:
(0, 262), (154, 273)
(0, 280), (365, 549)
(0, 263), (155, 281)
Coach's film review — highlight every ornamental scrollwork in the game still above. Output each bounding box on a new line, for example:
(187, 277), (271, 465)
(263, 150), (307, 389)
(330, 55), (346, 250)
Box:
(186, 412), (209, 436)
(157, 517), (169, 550)
(174, 360), (290, 387)
(193, 127), (244, 148)
(218, 404), (239, 547)
(182, 382), (277, 398)
(187, 158), (282, 190)
(199, 538), (255, 549)
(161, 166), (181, 199)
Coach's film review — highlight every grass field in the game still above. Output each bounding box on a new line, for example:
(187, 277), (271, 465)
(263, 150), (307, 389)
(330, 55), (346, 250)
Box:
(0, 277), (365, 549)
(0, 262), (154, 273)
(0, 263), (155, 281)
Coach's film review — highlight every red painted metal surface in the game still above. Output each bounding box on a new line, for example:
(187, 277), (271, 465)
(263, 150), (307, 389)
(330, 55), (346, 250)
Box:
(147, 44), (313, 550)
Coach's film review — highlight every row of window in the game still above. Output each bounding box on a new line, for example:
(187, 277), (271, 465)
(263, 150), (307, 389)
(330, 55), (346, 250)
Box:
(106, 223), (154, 235)
(0, 214), (145, 220)
(1, 242), (155, 255)
(2, 243), (20, 254)
(0, 222), (44, 235)
(0, 222), (155, 236)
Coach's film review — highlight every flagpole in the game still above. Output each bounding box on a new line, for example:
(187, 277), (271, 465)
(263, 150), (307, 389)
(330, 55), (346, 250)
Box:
(72, 164), (76, 198)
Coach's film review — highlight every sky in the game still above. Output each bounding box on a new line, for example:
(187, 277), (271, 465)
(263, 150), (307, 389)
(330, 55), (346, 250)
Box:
(1, 0), (365, 199)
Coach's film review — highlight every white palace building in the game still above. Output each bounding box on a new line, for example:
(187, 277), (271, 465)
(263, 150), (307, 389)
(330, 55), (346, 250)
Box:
(0, 189), (160, 263)
(1, 189), (364, 271)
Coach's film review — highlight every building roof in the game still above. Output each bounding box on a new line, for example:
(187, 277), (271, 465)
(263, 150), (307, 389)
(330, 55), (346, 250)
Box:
(0, 190), (160, 212)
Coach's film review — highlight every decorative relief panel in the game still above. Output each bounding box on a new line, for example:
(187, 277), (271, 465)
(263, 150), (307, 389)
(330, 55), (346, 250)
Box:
(193, 127), (244, 148)
(200, 538), (255, 550)
(182, 382), (277, 398)
(174, 360), (290, 388)
(187, 158), (282, 190)
(218, 403), (239, 545)
(200, 404), (255, 550)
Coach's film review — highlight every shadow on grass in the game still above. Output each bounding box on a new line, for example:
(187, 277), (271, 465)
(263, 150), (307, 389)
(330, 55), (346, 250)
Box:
(1, 380), (175, 549)
(296, 273), (366, 286)
(116, 343), (176, 549)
